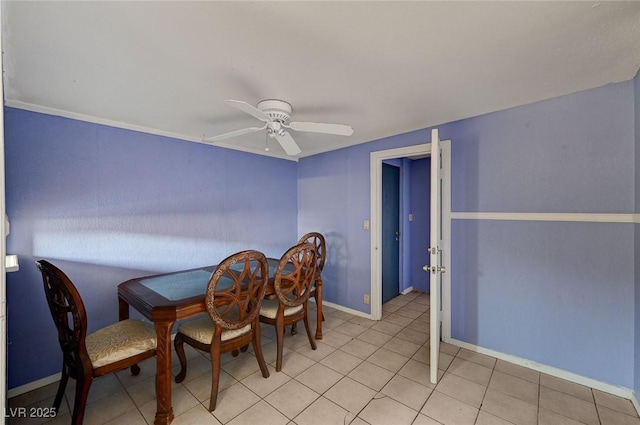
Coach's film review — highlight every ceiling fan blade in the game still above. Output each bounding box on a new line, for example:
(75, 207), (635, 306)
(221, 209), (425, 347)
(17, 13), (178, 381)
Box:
(275, 131), (302, 156)
(202, 125), (265, 142)
(225, 99), (271, 122)
(288, 121), (354, 136)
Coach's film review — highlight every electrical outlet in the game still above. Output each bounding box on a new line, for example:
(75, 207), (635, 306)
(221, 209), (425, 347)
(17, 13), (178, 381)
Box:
(363, 294), (370, 305)
(363, 219), (370, 230)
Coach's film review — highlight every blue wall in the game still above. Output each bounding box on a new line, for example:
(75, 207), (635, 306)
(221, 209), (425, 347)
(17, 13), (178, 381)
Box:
(297, 80), (636, 389)
(448, 81), (635, 388)
(4, 108), (298, 389)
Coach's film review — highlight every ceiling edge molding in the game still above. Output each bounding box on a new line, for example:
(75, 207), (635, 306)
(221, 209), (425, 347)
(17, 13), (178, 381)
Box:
(3, 99), (298, 162)
(4, 99), (201, 142)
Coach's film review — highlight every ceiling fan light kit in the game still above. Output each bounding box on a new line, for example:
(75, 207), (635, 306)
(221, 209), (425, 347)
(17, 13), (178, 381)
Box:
(203, 99), (354, 156)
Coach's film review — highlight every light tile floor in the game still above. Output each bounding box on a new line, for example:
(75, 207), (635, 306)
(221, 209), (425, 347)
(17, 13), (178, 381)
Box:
(8, 291), (640, 425)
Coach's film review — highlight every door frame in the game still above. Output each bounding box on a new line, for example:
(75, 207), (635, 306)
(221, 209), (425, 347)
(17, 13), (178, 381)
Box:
(370, 141), (451, 340)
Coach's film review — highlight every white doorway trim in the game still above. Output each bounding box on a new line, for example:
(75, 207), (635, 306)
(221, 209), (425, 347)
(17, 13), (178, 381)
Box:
(370, 142), (451, 340)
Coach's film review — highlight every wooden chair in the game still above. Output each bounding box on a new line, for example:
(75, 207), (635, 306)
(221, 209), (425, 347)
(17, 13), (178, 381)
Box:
(298, 232), (326, 308)
(260, 242), (317, 372)
(36, 260), (157, 425)
(291, 232), (326, 335)
(173, 250), (270, 411)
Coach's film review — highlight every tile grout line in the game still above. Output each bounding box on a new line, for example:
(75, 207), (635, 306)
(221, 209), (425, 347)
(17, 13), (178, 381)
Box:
(473, 359), (496, 425)
(537, 365), (541, 425)
(592, 387), (604, 425)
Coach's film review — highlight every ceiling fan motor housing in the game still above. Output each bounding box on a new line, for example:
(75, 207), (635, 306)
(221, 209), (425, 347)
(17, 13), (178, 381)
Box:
(257, 99), (292, 122)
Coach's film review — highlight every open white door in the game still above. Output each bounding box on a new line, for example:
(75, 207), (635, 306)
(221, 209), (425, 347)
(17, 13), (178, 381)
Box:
(426, 128), (443, 384)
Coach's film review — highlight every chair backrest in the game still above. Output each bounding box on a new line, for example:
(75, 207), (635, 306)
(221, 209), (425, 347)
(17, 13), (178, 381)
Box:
(298, 232), (326, 272)
(205, 250), (269, 330)
(274, 242), (317, 307)
(35, 260), (91, 375)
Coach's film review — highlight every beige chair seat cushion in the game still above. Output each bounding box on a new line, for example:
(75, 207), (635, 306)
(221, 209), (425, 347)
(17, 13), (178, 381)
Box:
(86, 319), (157, 368)
(259, 299), (303, 319)
(177, 315), (251, 345)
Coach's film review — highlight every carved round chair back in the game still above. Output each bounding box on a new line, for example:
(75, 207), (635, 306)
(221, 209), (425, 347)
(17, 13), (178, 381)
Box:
(205, 250), (269, 331)
(298, 232), (326, 273)
(274, 242), (317, 308)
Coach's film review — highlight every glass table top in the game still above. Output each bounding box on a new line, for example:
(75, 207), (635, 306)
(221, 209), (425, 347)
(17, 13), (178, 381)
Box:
(138, 259), (282, 301)
(139, 269), (212, 301)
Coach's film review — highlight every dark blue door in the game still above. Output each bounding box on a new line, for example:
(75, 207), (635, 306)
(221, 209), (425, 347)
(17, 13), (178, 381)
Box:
(382, 163), (400, 303)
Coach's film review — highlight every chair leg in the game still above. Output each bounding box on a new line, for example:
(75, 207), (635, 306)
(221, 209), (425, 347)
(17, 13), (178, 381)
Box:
(174, 333), (188, 383)
(302, 309), (316, 350)
(314, 280), (324, 340)
(52, 362), (69, 411)
(275, 315), (285, 372)
(290, 323), (298, 335)
(130, 364), (141, 376)
(71, 375), (92, 425)
(208, 335), (222, 412)
(314, 291), (325, 321)
(252, 320), (270, 379)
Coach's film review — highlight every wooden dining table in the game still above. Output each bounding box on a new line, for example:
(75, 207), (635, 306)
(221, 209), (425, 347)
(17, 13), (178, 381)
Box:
(117, 258), (323, 425)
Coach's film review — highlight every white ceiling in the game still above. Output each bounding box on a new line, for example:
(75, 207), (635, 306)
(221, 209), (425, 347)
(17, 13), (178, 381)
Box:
(3, 1), (640, 160)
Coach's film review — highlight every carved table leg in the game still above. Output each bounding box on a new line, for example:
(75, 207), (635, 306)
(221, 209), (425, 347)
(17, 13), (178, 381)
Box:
(154, 320), (175, 425)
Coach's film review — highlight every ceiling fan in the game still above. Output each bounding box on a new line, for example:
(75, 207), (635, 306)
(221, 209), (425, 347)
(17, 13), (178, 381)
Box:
(203, 99), (354, 156)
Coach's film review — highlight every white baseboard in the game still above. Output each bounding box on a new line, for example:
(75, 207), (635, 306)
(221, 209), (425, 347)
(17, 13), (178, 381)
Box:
(447, 338), (635, 402)
(631, 391), (640, 418)
(322, 300), (373, 320)
(8, 372), (61, 399)
(401, 286), (414, 295)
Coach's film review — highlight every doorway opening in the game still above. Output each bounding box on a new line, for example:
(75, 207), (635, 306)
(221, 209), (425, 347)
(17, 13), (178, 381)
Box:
(370, 142), (451, 339)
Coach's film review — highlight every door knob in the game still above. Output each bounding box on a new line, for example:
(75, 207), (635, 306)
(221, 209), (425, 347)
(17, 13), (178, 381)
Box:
(423, 265), (446, 274)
